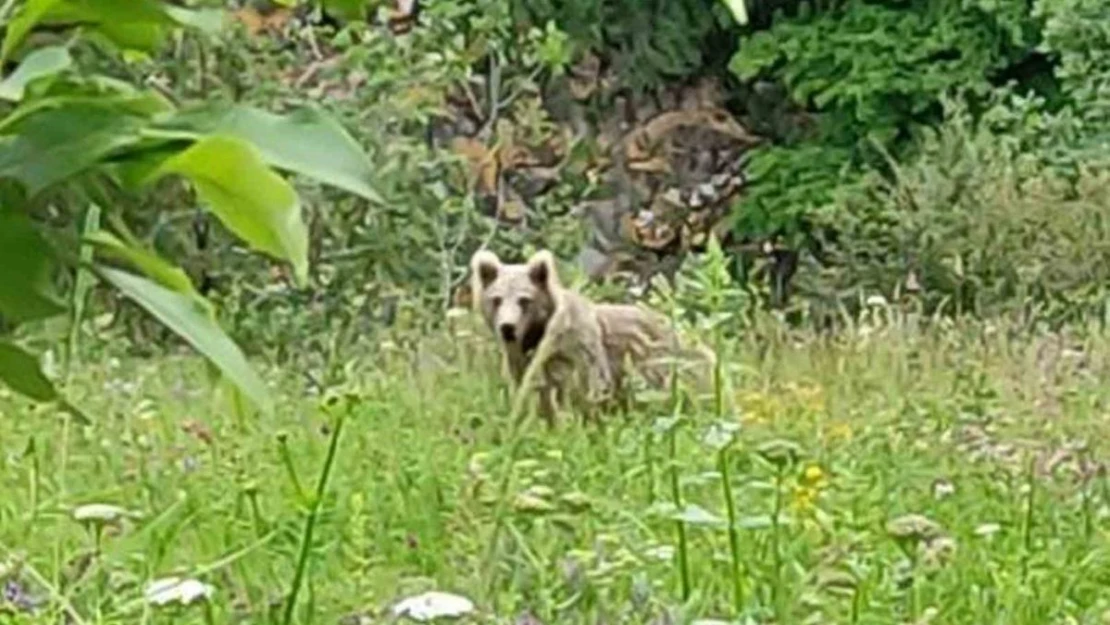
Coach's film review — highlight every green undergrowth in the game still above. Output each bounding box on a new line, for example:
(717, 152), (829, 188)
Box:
(3, 314), (1110, 624)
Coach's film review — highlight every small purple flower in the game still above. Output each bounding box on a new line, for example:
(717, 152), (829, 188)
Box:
(3, 579), (39, 613)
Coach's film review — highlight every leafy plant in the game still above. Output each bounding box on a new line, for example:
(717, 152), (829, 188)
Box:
(727, 0), (1045, 303)
(1031, 0), (1110, 173)
(510, 0), (738, 90)
(0, 0), (379, 416)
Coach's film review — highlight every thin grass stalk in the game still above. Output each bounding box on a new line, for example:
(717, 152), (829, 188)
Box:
(66, 203), (101, 381)
(771, 464), (785, 619)
(666, 291), (692, 601)
(481, 322), (560, 595)
(713, 323), (743, 614)
(669, 418), (691, 601)
(281, 398), (348, 625)
(1020, 455), (1036, 582)
(718, 446), (743, 614)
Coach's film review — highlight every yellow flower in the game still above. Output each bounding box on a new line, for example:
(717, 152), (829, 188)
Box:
(823, 421), (853, 444)
(801, 463), (829, 490)
(803, 463), (825, 483)
(791, 484), (819, 514)
(737, 390), (781, 425)
(791, 463), (829, 516)
(786, 381), (827, 414)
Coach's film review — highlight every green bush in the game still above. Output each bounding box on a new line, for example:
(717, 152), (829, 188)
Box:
(510, 0), (737, 90)
(819, 97), (1110, 325)
(729, 0), (1044, 245)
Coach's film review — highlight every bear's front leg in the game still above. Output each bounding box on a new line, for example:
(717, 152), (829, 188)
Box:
(506, 346), (528, 389)
(581, 342), (615, 420)
(536, 378), (561, 428)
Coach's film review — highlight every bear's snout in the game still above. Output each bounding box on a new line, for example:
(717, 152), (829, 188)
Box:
(499, 323), (517, 342)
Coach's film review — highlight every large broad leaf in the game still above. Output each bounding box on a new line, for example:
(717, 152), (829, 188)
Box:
(2, 87), (175, 131)
(150, 104), (383, 204)
(4, 0), (175, 60)
(163, 5), (225, 34)
(0, 45), (73, 102)
(0, 340), (58, 402)
(148, 135), (309, 284)
(0, 101), (146, 195)
(97, 266), (273, 415)
(84, 230), (202, 298)
(0, 211), (67, 322)
(101, 139), (190, 190)
(721, 0), (749, 25)
(321, 0), (368, 21)
(0, 340), (90, 423)
(0, 0), (64, 63)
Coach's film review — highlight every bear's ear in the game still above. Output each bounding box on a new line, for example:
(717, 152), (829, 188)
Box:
(470, 249), (501, 289)
(526, 249), (560, 291)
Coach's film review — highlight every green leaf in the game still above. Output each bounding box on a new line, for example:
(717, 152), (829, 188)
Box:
(721, 0), (749, 25)
(3, 89), (174, 132)
(84, 230), (202, 299)
(101, 140), (189, 190)
(0, 340), (89, 423)
(0, 101), (146, 195)
(651, 415), (683, 435)
(729, 32), (780, 80)
(27, 0), (175, 53)
(321, 0), (368, 20)
(0, 45), (73, 102)
(735, 515), (776, 529)
(701, 420), (741, 450)
(163, 5), (225, 34)
(97, 266), (273, 415)
(670, 504), (726, 528)
(151, 104), (383, 204)
(0, 211), (67, 322)
(0, 0), (64, 63)
(0, 340), (58, 402)
(148, 135), (309, 284)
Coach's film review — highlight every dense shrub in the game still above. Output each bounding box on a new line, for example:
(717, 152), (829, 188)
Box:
(509, 0), (738, 91)
(817, 98), (1110, 326)
(718, 0), (1110, 326)
(728, 0), (1046, 246)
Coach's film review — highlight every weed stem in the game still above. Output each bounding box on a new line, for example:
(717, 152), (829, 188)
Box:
(281, 400), (348, 625)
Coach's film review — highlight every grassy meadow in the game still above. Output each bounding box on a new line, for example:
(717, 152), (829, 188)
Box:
(3, 0), (1109, 622)
(3, 307), (1110, 625)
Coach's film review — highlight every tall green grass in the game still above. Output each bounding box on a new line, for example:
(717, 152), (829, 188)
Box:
(2, 310), (1110, 623)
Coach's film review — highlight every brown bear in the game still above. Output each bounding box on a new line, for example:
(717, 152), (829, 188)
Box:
(469, 248), (713, 424)
(469, 248), (613, 424)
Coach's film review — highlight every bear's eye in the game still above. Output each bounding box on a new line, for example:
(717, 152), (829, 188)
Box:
(518, 296), (532, 310)
(491, 296), (503, 308)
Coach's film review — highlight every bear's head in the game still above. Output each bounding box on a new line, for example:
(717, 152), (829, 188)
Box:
(469, 249), (560, 352)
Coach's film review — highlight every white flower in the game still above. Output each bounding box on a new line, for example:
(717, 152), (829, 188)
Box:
(73, 504), (130, 524)
(391, 591), (475, 621)
(144, 577), (214, 606)
(643, 545), (675, 561)
(974, 523), (1002, 538)
(932, 478), (956, 500)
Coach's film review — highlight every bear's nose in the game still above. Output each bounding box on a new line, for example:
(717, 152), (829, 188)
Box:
(499, 324), (517, 342)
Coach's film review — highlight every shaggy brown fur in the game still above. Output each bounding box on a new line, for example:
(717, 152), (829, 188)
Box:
(470, 249), (613, 424)
(469, 248), (713, 424)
